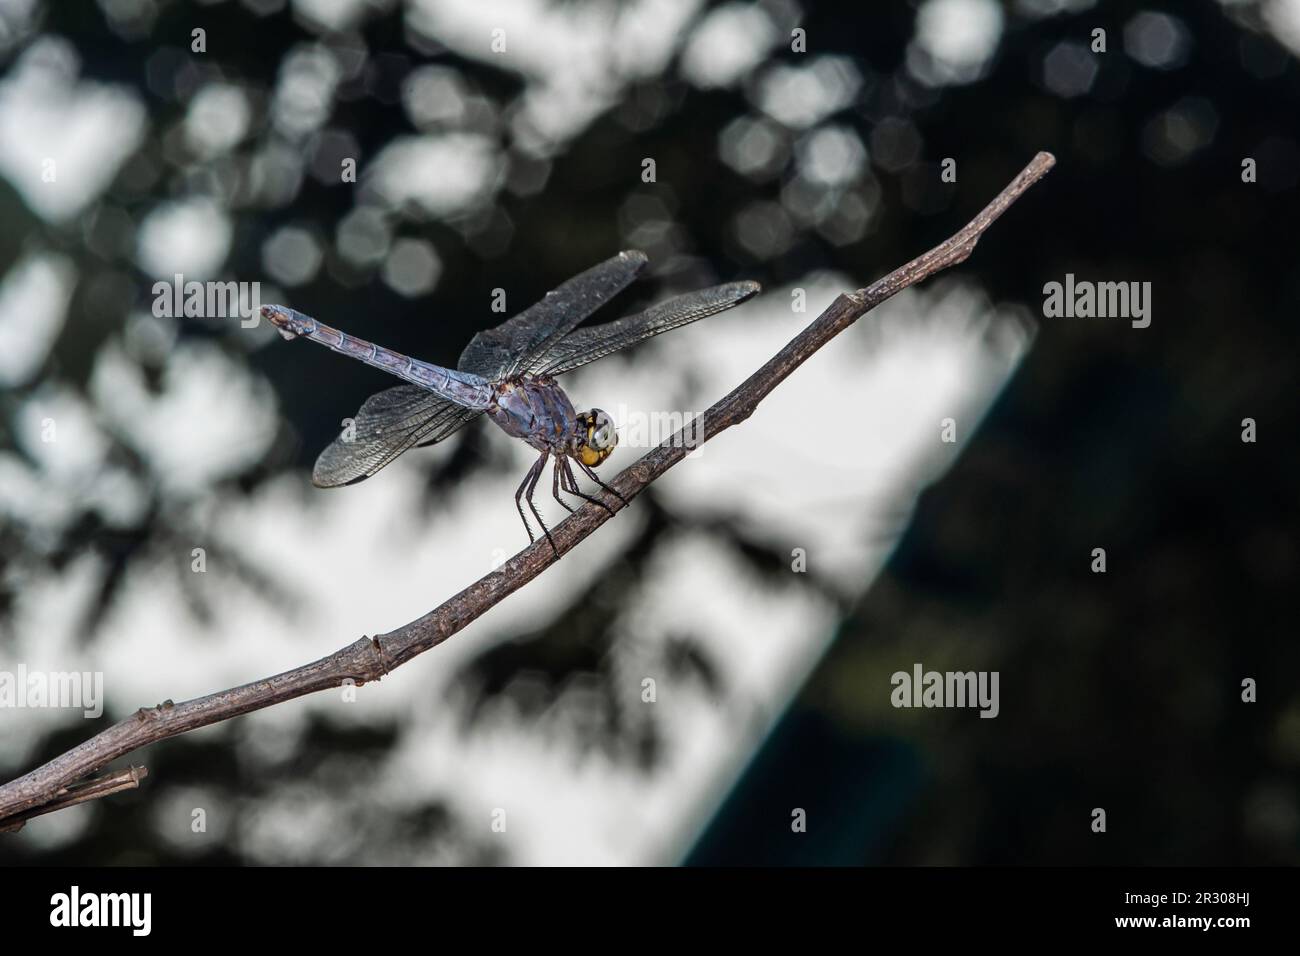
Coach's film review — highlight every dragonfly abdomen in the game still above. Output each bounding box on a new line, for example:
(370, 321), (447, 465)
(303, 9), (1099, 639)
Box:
(261, 304), (493, 410)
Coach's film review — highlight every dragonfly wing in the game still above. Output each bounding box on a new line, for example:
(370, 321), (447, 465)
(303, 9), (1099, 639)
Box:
(535, 280), (760, 377)
(458, 250), (648, 379)
(312, 384), (482, 487)
(413, 404), (482, 447)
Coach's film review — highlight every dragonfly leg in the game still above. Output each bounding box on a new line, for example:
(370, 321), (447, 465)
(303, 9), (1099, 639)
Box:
(514, 460), (540, 543)
(524, 450), (557, 555)
(559, 457), (616, 515)
(574, 458), (629, 508)
(551, 458), (577, 514)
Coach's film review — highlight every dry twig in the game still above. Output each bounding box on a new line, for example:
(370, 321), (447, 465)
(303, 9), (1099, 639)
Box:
(0, 151), (1055, 827)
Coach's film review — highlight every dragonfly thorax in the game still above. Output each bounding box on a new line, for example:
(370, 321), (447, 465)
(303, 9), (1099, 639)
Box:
(488, 375), (581, 453)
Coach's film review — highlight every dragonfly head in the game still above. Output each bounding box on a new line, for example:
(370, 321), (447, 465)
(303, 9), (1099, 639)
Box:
(575, 409), (617, 467)
(261, 304), (312, 341)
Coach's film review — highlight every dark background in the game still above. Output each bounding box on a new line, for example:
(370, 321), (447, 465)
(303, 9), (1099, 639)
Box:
(1, 0), (1296, 865)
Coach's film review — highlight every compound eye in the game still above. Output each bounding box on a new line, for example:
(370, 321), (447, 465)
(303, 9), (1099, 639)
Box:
(591, 410), (616, 450)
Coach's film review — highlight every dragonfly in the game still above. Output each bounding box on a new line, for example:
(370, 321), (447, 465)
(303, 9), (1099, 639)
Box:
(262, 250), (759, 553)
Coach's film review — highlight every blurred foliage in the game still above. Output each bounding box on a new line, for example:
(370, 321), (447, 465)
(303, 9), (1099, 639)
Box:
(1, 0), (1297, 863)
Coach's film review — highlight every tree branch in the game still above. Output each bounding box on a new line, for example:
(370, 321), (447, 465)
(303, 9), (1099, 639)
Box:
(0, 766), (148, 833)
(0, 151), (1055, 827)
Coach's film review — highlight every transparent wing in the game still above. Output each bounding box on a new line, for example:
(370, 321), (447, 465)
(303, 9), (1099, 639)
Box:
(457, 250), (648, 379)
(534, 280), (761, 377)
(312, 384), (482, 488)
